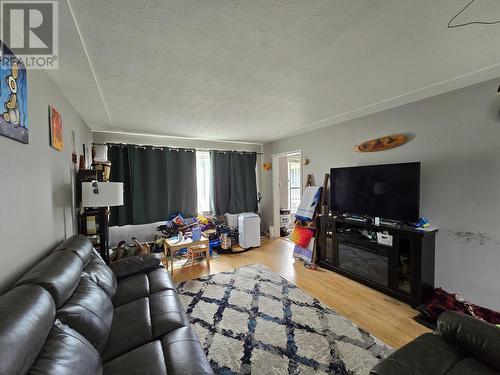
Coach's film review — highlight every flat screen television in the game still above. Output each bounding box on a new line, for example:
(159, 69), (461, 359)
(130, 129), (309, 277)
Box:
(330, 162), (420, 222)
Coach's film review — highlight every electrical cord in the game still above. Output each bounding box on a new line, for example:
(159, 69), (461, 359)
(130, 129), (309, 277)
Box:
(448, 0), (500, 28)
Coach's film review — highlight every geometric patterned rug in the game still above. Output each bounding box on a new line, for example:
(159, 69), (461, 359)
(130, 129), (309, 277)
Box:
(177, 264), (393, 374)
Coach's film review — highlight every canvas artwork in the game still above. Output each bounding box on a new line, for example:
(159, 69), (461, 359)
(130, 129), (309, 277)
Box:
(0, 45), (28, 143)
(49, 106), (63, 151)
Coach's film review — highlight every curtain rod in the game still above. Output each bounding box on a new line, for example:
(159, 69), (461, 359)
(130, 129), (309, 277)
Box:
(92, 142), (263, 155)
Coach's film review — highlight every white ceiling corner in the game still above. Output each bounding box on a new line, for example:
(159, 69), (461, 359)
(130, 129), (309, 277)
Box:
(58, 0), (500, 143)
(48, 0), (111, 128)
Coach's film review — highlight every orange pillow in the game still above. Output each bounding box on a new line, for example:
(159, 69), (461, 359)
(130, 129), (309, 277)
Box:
(290, 227), (315, 248)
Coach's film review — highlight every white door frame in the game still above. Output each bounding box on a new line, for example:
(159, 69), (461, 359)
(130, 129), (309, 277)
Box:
(271, 149), (302, 238)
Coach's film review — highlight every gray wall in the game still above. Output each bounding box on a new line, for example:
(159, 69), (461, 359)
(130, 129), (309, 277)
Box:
(262, 78), (500, 310)
(92, 131), (262, 152)
(92, 130), (264, 201)
(0, 70), (91, 292)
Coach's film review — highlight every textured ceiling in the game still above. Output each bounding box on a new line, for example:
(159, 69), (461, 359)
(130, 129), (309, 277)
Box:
(67, 0), (500, 143)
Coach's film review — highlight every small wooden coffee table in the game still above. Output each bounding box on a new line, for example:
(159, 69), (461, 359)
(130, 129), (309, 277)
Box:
(163, 234), (210, 275)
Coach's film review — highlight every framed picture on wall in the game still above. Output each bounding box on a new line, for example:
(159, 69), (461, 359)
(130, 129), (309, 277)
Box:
(49, 105), (63, 151)
(0, 44), (28, 144)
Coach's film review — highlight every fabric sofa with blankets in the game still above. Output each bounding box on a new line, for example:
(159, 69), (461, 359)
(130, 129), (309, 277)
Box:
(0, 234), (214, 375)
(371, 311), (500, 375)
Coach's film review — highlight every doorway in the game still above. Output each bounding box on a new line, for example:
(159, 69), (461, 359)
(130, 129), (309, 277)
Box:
(271, 150), (302, 238)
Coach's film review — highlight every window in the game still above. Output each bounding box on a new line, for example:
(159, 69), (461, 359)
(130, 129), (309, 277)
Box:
(196, 151), (211, 214)
(288, 160), (301, 213)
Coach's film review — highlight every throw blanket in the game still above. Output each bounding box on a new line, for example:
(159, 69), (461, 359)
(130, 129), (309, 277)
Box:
(415, 287), (500, 328)
(295, 186), (322, 222)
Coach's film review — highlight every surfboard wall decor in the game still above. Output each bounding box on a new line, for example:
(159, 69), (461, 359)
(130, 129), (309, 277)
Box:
(354, 134), (407, 153)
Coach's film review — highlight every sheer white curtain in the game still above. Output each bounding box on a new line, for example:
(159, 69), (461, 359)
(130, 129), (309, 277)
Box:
(196, 151), (211, 214)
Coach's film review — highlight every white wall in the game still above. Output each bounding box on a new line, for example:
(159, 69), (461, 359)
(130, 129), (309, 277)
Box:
(0, 70), (92, 292)
(262, 78), (500, 310)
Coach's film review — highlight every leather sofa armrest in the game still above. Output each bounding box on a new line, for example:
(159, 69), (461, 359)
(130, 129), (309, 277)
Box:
(110, 254), (162, 280)
(437, 311), (500, 371)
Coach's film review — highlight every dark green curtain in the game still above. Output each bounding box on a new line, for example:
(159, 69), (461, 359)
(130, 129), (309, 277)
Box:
(166, 149), (197, 218)
(108, 145), (132, 226)
(128, 146), (169, 225)
(211, 151), (257, 215)
(108, 145), (197, 226)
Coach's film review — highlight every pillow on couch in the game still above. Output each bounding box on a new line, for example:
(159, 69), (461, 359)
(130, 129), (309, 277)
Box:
(109, 254), (162, 280)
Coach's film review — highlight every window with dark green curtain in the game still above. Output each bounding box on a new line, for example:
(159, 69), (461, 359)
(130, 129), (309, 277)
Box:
(211, 151), (257, 215)
(128, 146), (169, 225)
(108, 144), (132, 226)
(108, 144), (197, 226)
(166, 149), (197, 218)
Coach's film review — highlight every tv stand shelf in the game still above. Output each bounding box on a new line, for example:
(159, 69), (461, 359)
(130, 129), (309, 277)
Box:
(318, 215), (437, 306)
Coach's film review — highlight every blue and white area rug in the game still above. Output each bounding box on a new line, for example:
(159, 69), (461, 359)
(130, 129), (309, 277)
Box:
(177, 264), (392, 375)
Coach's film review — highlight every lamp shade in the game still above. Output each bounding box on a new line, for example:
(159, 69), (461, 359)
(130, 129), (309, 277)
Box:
(81, 182), (123, 208)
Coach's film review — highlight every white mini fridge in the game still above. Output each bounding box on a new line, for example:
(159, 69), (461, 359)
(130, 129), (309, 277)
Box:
(238, 213), (261, 249)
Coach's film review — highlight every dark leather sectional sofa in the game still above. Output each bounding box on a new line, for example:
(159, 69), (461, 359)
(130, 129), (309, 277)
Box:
(371, 311), (500, 375)
(0, 234), (214, 375)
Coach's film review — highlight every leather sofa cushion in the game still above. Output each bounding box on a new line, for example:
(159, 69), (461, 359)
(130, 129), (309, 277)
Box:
(15, 251), (83, 307)
(103, 297), (153, 361)
(370, 333), (464, 375)
(57, 277), (114, 353)
(0, 285), (55, 375)
(446, 357), (499, 375)
(438, 311), (500, 371)
(103, 341), (167, 375)
(84, 250), (117, 299)
(149, 290), (189, 335)
(103, 290), (188, 361)
(53, 234), (93, 267)
(103, 328), (213, 375)
(113, 268), (176, 307)
(29, 320), (102, 375)
(161, 327), (214, 375)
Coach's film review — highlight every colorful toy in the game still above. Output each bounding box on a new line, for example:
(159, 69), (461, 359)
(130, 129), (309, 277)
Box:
(414, 217), (430, 228)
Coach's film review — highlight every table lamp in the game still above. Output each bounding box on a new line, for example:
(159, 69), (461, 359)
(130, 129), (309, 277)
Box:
(81, 182), (123, 263)
(81, 182), (123, 208)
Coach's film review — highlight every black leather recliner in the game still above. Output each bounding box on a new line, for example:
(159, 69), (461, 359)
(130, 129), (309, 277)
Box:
(371, 311), (500, 375)
(0, 234), (214, 375)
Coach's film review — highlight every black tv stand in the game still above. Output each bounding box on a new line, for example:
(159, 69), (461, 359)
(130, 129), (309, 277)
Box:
(318, 215), (437, 306)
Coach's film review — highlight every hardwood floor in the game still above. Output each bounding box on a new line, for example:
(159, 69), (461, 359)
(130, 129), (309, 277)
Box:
(170, 237), (430, 349)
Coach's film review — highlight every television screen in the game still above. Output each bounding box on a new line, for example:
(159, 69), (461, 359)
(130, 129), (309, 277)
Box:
(330, 162), (420, 222)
